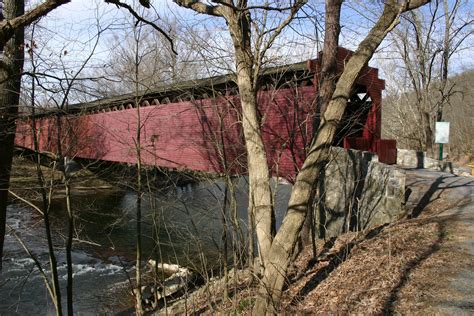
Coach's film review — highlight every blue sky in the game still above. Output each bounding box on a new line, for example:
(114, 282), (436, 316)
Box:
(24, 0), (474, 100)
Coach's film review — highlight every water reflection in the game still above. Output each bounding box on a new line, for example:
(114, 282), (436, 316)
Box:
(0, 177), (290, 314)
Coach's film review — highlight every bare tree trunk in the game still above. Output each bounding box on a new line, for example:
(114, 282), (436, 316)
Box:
(0, 0), (24, 270)
(227, 10), (274, 271)
(64, 176), (74, 315)
(422, 109), (433, 152)
(437, 0), (451, 122)
(221, 182), (229, 301)
(253, 1), (429, 312)
(54, 112), (75, 316)
(134, 25), (144, 315)
(247, 190), (255, 267)
(135, 162), (143, 315)
(318, 0), (343, 116)
(173, 0), (305, 278)
(28, 25), (62, 313)
(300, 0), (342, 252)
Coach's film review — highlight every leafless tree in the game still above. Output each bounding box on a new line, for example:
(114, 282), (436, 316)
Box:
(0, 0), (25, 271)
(0, 0), (172, 270)
(96, 15), (212, 97)
(173, 0), (307, 278)
(382, 0), (473, 155)
(8, 17), (108, 315)
(167, 0), (432, 313)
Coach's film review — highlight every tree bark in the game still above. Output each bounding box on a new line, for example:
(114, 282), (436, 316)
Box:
(252, 1), (430, 313)
(0, 0), (25, 270)
(227, 8), (274, 269)
(317, 0), (343, 116)
(300, 0), (342, 252)
(0, 0), (69, 48)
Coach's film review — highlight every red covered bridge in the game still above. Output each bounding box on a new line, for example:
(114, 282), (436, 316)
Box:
(15, 48), (395, 182)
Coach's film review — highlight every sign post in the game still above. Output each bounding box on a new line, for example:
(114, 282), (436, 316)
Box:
(435, 121), (450, 161)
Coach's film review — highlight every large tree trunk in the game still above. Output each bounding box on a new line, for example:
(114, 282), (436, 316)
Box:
(236, 68), (274, 269)
(299, 0), (342, 253)
(252, 1), (428, 312)
(228, 10), (274, 269)
(317, 0), (343, 116)
(0, 0), (25, 270)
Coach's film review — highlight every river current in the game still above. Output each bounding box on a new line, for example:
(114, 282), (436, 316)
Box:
(0, 177), (290, 314)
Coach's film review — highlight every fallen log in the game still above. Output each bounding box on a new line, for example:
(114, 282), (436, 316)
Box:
(137, 260), (196, 311)
(147, 260), (190, 275)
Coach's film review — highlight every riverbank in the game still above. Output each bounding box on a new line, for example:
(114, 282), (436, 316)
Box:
(9, 156), (119, 200)
(8, 154), (212, 201)
(8, 156), (470, 314)
(153, 209), (472, 315)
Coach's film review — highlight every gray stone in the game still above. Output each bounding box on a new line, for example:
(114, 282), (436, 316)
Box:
(315, 147), (407, 238)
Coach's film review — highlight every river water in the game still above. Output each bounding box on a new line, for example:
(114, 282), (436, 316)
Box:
(0, 177), (290, 314)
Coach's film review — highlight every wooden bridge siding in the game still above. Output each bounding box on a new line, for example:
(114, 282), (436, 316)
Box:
(260, 87), (315, 181)
(362, 70), (384, 152)
(15, 48), (390, 176)
(16, 100), (243, 172)
(15, 86), (315, 180)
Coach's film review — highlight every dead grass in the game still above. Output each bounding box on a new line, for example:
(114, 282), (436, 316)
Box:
(283, 218), (443, 314)
(394, 218), (473, 314)
(160, 212), (471, 315)
(282, 214), (472, 315)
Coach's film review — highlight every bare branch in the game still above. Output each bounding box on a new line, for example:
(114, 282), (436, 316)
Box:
(253, 0), (308, 86)
(212, 0), (296, 12)
(173, 0), (226, 17)
(6, 224), (55, 302)
(0, 0), (70, 47)
(104, 0), (177, 55)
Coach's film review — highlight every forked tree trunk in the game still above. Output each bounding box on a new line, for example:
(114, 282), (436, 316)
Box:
(253, 1), (429, 312)
(172, 0), (300, 277)
(0, 0), (24, 269)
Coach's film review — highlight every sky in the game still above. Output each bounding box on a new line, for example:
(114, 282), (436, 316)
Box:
(21, 0), (474, 102)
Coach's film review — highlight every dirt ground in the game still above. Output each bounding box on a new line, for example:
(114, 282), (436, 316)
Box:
(157, 169), (473, 315)
(281, 207), (473, 315)
(283, 170), (474, 315)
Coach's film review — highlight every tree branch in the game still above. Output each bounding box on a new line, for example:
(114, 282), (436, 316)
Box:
(253, 0), (307, 86)
(104, 0), (177, 55)
(0, 0), (70, 48)
(212, 0), (296, 12)
(173, 0), (226, 17)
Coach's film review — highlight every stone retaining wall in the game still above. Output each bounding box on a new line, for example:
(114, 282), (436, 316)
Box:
(316, 147), (406, 237)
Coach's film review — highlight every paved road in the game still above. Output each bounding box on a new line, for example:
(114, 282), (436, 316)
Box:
(404, 168), (473, 314)
(404, 168), (473, 217)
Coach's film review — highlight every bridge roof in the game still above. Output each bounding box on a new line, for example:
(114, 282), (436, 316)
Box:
(28, 47), (385, 117)
(32, 60), (312, 117)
